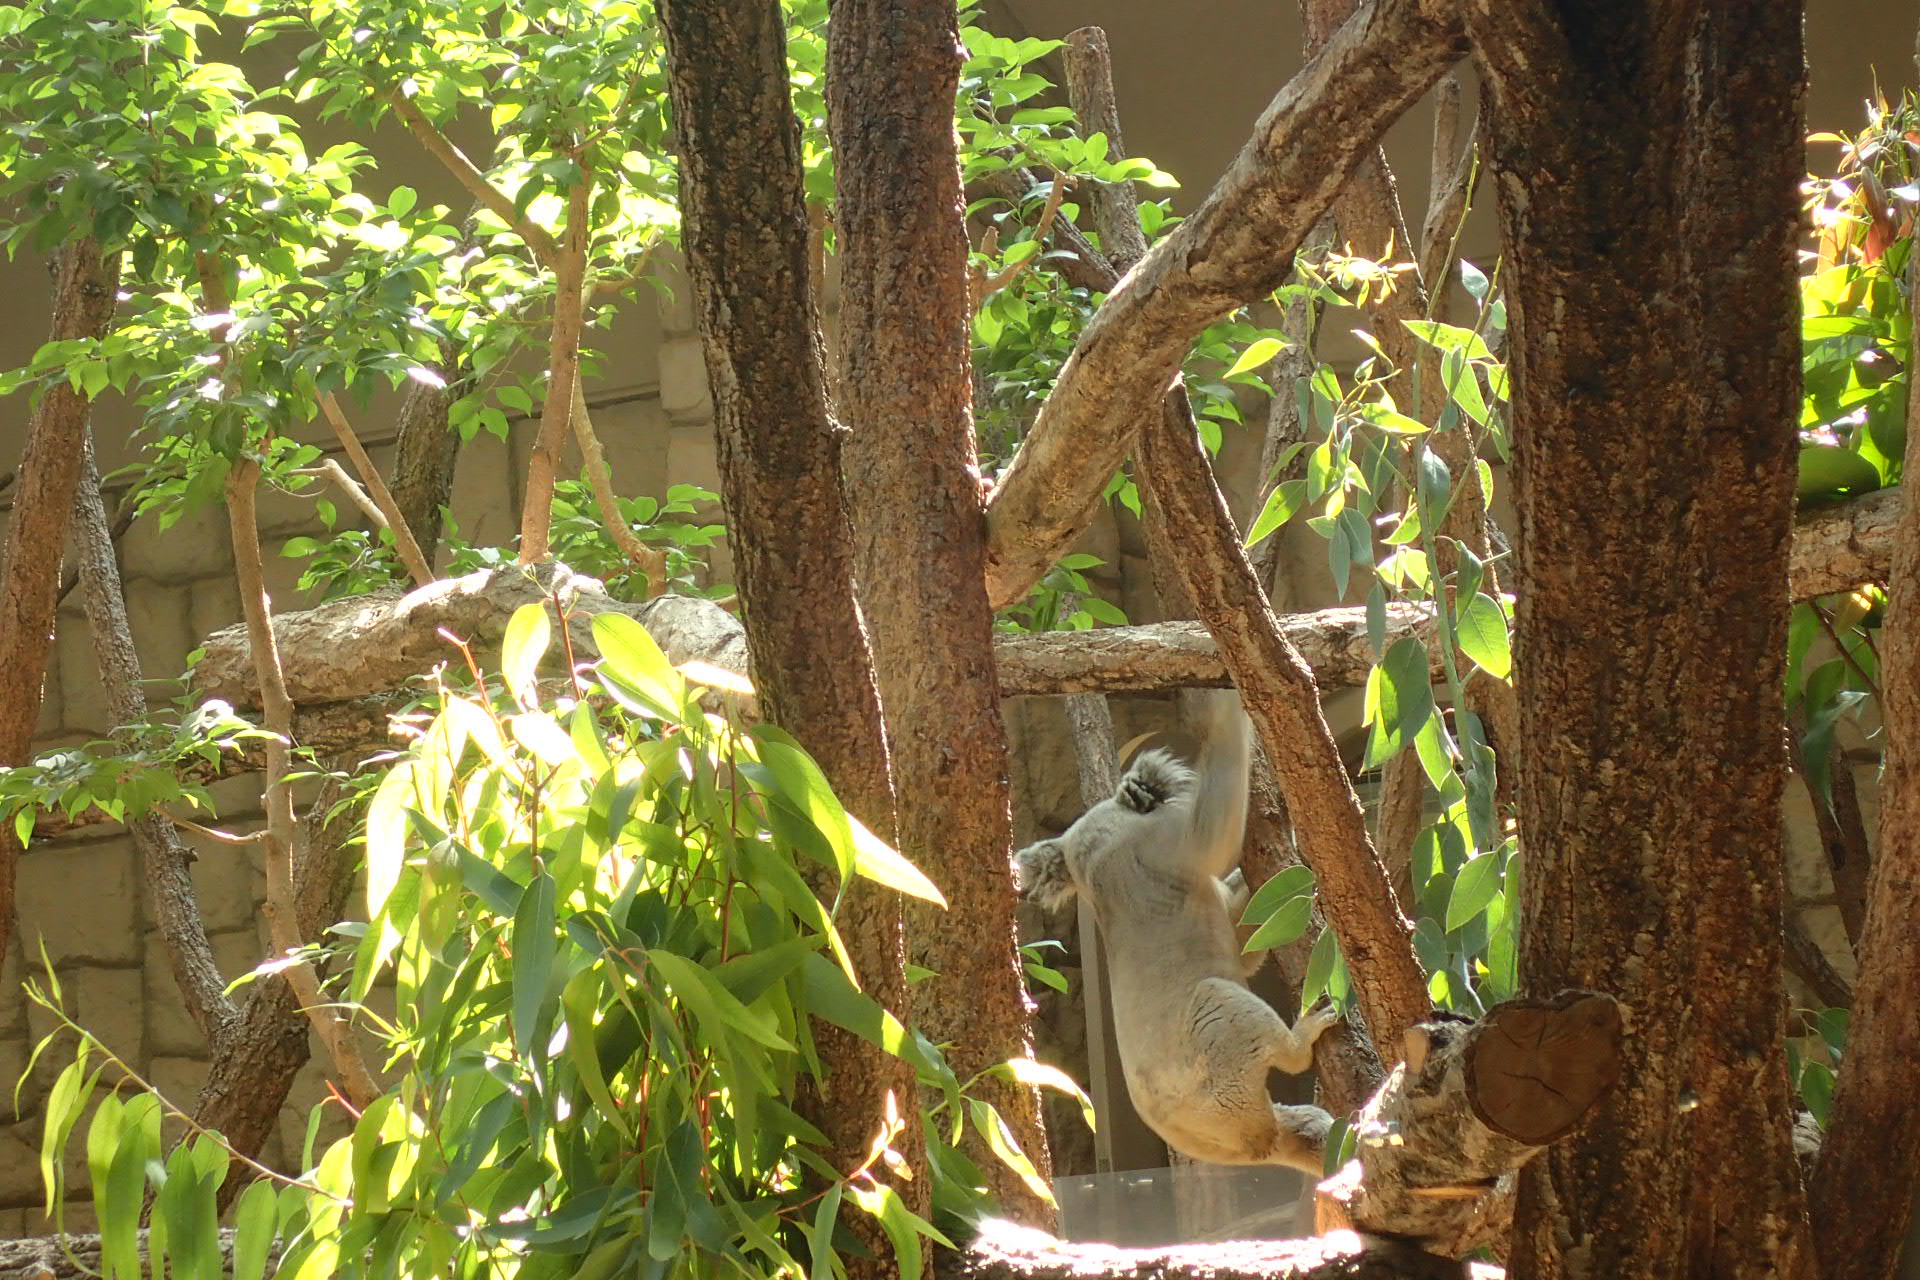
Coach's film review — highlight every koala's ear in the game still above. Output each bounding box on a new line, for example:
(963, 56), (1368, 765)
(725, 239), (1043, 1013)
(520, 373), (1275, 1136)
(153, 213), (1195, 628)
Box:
(1013, 839), (1076, 911)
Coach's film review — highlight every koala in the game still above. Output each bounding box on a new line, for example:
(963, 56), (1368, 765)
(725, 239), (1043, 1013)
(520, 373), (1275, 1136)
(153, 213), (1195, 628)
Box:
(1014, 690), (1338, 1174)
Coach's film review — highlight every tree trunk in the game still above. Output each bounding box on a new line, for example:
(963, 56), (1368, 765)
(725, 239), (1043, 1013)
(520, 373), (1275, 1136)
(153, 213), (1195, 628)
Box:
(386, 343), (462, 565)
(0, 237), (119, 965)
(1471, 6), (1812, 1276)
(1808, 121), (1920, 1280)
(827, 0), (1052, 1223)
(655, 4), (926, 1272)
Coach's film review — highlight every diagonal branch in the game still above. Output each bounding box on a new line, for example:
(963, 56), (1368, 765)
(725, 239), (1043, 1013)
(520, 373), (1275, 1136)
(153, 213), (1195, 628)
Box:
(1137, 393), (1430, 1045)
(981, 0), (1465, 608)
(385, 91), (559, 267)
(316, 394), (434, 587)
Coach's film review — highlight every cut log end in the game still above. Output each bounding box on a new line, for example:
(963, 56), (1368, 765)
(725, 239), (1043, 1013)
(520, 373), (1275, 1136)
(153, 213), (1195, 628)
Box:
(1465, 991), (1622, 1146)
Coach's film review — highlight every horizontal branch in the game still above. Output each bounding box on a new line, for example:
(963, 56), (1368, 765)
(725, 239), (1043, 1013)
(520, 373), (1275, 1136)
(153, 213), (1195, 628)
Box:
(1790, 487), (1899, 602)
(949, 1219), (1499, 1280)
(979, 0), (1465, 608)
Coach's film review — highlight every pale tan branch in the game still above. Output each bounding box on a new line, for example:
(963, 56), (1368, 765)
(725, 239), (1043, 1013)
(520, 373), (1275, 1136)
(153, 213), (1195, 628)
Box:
(972, 174), (1069, 306)
(385, 90), (559, 267)
(315, 395), (434, 587)
(569, 379), (669, 597)
(520, 178), (593, 563)
(223, 459), (380, 1109)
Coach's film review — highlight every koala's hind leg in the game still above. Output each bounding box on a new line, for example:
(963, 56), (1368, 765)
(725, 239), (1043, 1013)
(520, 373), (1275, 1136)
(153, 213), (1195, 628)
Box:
(1262, 1102), (1334, 1174)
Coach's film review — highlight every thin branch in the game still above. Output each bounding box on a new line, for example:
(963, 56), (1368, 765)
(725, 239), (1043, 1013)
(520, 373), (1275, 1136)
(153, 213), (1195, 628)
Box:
(223, 457), (380, 1108)
(971, 174), (1069, 306)
(519, 176), (592, 563)
(315, 394), (434, 587)
(385, 90), (559, 267)
(569, 378), (669, 598)
(163, 812), (269, 847)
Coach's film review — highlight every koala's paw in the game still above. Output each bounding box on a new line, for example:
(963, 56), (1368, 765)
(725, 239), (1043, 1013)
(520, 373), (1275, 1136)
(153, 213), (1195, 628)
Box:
(1296, 999), (1341, 1046)
(1013, 839), (1076, 912)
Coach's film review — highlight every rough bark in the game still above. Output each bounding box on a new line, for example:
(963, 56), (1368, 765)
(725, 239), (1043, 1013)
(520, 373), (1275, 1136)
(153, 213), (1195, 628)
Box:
(73, 436), (233, 1043)
(980, 0), (1465, 608)
(1316, 992), (1621, 1259)
(1470, 6), (1813, 1277)
(828, 0), (1051, 1222)
(386, 344), (463, 563)
(1791, 486), (1900, 601)
(1809, 155), (1920, 1280)
(656, 3), (924, 1268)
(0, 238), (119, 964)
(1136, 396), (1429, 1048)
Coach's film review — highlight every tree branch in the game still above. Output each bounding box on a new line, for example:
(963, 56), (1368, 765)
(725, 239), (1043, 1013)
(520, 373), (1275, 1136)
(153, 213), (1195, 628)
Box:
(384, 90), (559, 266)
(0, 237), (120, 967)
(569, 377), (669, 597)
(519, 177), (591, 563)
(315, 394), (434, 587)
(980, 0), (1465, 608)
(223, 458), (379, 1108)
(1136, 393), (1430, 1046)
(73, 432), (236, 1045)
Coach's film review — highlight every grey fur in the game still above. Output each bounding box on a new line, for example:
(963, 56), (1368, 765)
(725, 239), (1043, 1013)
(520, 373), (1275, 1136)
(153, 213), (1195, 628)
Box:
(1012, 690), (1337, 1173)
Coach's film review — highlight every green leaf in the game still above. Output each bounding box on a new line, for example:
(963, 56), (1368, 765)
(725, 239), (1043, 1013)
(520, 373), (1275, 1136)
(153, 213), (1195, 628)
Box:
(848, 811), (948, 906)
(648, 948), (793, 1051)
(591, 612), (685, 715)
(388, 185), (418, 218)
(1241, 864), (1314, 921)
(1364, 637), (1434, 768)
(968, 1098), (1053, 1206)
(1446, 851), (1504, 932)
(1797, 444), (1883, 500)
(40, 1059), (93, 1210)
(1225, 336), (1287, 378)
(500, 602), (550, 706)
(511, 874), (558, 1063)
(1456, 592), (1512, 680)
(1244, 893), (1314, 950)
(231, 1179), (280, 1280)
(1245, 480), (1308, 548)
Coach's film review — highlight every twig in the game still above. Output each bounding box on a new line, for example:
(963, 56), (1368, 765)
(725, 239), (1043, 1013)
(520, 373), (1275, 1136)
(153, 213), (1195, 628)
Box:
(163, 811), (269, 847)
(385, 90), (559, 267)
(519, 175), (593, 563)
(315, 394), (434, 587)
(970, 174), (1070, 306)
(569, 379), (670, 598)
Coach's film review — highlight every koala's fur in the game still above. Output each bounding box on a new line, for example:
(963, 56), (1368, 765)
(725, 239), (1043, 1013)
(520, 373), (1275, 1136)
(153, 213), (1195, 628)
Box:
(1014, 691), (1336, 1173)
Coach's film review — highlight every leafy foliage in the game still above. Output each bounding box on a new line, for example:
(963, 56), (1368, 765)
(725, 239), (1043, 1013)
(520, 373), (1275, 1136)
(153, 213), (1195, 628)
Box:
(28, 601), (1082, 1277)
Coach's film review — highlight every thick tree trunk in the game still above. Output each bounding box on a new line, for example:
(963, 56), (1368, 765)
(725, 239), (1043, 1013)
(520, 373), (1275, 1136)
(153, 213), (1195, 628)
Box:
(0, 238), (119, 963)
(827, 0), (1051, 1222)
(1471, 6), (1812, 1277)
(655, 5), (926, 1272)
